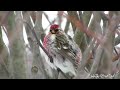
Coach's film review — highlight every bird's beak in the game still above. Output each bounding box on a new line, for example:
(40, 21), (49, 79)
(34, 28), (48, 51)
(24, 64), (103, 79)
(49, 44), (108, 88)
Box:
(50, 30), (56, 34)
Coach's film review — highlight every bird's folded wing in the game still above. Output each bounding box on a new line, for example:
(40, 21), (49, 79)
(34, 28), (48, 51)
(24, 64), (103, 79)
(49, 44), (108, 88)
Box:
(54, 34), (80, 67)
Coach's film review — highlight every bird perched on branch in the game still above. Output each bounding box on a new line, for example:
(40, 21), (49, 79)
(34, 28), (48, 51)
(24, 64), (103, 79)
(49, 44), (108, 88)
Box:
(43, 24), (82, 78)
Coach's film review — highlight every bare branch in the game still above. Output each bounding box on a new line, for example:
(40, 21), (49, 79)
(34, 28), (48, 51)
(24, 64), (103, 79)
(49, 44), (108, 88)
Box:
(0, 11), (11, 26)
(99, 11), (109, 21)
(115, 35), (120, 46)
(64, 19), (70, 33)
(73, 11), (92, 52)
(57, 11), (64, 28)
(35, 11), (45, 42)
(67, 11), (79, 33)
(43, 12), (52, 25)
(82, 11), (92, 27)
(79, 38), (96, 70)
(24, 21), (53, 63)
(89, 45), (104, 76)
(88, 11), (102, 34)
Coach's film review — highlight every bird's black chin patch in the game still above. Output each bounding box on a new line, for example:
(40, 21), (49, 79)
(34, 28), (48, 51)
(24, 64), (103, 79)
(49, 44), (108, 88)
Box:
(50, 30), (55, 34)
(50, 29), (59, 34)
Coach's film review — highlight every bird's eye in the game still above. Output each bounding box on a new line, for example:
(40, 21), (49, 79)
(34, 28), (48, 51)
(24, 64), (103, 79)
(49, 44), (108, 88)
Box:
(50, 30), (52, 32)
(50, 29), (59, 34)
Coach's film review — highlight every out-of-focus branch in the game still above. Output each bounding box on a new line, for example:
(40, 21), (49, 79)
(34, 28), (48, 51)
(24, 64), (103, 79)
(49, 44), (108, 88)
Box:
(24, 22), (53, 63)
(2, 26), (7, 36)
(102, 16), (108, 36)
(99, 11), (109, 21)
(78, 11), (83, 21)
(43, 12), (52, 25)
(0, 11), (12, 38)
(63, 12), (103, 45)
(88, 11), (102, 34)
(81, 11), (92, 46)
(86, 12), (120, 78)
(88, 45), (104, 76)
(82, 11), (92, 27)
(0, 55), (9, 77)
(0, 26), (10, 78)
(57, 11), (64, 28)
(43, 12), (58, 31)
(35, 11), (45, 42)
(10, 11), (26, 79)
(73, 11), (92, 53)
(67, 11), (79, 33)
(23, 11), (49, 79)
(0, 11), (11, 26)
(97, 12), (120, 75)
(85, 46), (120, 68)
(64, 20), (70, 33)
(79, 38), (96, 70)
(115, 35), (120, 46)
(31, 11), (36, 24)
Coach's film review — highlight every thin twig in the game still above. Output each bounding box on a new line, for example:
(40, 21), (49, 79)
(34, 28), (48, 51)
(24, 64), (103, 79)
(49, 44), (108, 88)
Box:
(64, 20), (70, 33)
(43, 12), (52, 25)
(0, 55), (10, 78)
(0, 11), (11, 26)
(79, 38), (96, 70)
(99, 11), (109, 21)
(114, 47), (119, 56)
(1, 26), (8, 36)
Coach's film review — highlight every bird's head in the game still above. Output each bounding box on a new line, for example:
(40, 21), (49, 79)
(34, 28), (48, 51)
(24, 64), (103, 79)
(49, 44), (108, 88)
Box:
(50, 24), (60, 34)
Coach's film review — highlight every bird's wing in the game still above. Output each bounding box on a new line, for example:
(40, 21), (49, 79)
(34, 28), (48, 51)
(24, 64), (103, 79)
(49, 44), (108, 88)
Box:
(54, 33), (81, 68)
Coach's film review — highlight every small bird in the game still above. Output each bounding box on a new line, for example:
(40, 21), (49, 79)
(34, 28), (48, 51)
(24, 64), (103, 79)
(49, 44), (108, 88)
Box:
(43, 24), (82, 78)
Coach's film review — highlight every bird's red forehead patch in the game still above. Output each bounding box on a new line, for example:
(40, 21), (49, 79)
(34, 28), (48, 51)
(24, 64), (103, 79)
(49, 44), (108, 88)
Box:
(50, 24), (59, 30)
